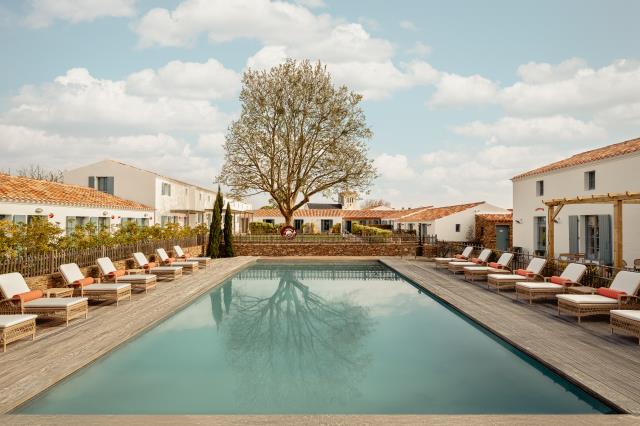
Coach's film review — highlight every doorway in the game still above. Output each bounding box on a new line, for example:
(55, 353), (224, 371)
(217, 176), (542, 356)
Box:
(496, 225), (509, 251)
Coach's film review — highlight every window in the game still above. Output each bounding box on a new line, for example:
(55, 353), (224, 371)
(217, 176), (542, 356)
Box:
(160, 216), (170, 226)
(534, 216), (546, 255)
(161, 182), (172, 196)
(199, 192), (202, 201)
(27, 215), (47, 224)
(294, 219), (304, 231)
(584, 170), (596, 191)
(321, 219), (333, 232)
(97, 217), (110, 231)
(583, 215), (612, 265)
(96, 177), (114, 195)
(455, 224), (461, 232)
(536, 180), (544, 196)
(263, 219), (274, 225)
(185, 188), (188, 195)
(0, 214), (10, 221)
(12, 215), (26, 224)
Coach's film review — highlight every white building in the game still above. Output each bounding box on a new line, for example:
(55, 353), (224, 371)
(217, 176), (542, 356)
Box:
(63, 160), (252, 232)
(396, 202), (510, 240)
(0, 174), (153, 234)
(512, 137), (640, 265)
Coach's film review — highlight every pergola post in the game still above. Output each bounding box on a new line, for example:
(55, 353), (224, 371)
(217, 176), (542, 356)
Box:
(547, 205), (555, 258)
(614, 200), (623, 268)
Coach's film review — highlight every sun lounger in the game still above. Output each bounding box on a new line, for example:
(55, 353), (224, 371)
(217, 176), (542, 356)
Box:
(0, 314), (37, 352)
(0, 272), (88, 326)
(463, 252), (514, 282)
(59, 263), (131, 306)
(97, 257), (158, 294)
(174, 245), (212, 267)
(133, 252), (183, 281)
(610, 310), (640, 344)
(486, 257), (547, 292)
(447, 249), (491, 273)
(156, 248), (199, 273)
(557, 271), (640, 323)
(515, 263), (587, 304)
(434, 246), (473, 268)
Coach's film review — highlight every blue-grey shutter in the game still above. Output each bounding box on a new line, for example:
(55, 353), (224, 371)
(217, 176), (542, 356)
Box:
(569, 216), (579, 254)
(88, 176), (95, 188)
(598, 215), (612, 265)
(106, 177), (114, 195)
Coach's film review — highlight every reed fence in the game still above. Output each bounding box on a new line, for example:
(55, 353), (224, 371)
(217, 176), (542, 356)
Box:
(0, 235), (204, 278)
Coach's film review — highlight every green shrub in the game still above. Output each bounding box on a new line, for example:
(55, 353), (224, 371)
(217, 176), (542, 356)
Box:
(303, 222), (318, 234)
(352, 223), (392, 236)
(331, 223), (341, 234)
(249, 221), (280, 234)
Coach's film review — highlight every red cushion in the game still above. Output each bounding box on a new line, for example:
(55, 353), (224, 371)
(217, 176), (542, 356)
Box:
(550, 276), (572, 286)
(516, 269), (534, 277)
(596, 287), (626, 300)
(108, 270), (126, 279)
(72, 277), (95, 287)
(454, 254), (466, 259)
(13, 289), (43, 303)
(471, 258), (483, 264)
(143, 262), (156, 269)
(488, 262), (503, 269)
(183, 253), (191, 259)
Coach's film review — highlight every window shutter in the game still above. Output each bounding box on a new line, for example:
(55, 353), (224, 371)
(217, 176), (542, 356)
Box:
(598, 215), (612, 266)
(88, 176), (95, 188)
(569, 215), (579, 254)
(107, 177), (114, 195)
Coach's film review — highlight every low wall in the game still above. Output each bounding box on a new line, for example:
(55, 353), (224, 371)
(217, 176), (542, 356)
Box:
(24, 245), (203, 291)
(234, 243), (418, 257)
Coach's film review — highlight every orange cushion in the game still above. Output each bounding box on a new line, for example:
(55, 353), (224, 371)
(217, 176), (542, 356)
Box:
(471, 258), (483, 264)
(143, 262), (156, 269)
(184, 253), (191, 259)
(516, 269), (534, 277)
(550, 276), (572, 286)
(454, 254), (466, 259)
(72, 277), (95, 287)
(488, 262), (503, 269)
(13, 289), (43, 303)
(108, 270), (126, 279)
(597, 287), (626, 300)
(168, 257), (175, 263)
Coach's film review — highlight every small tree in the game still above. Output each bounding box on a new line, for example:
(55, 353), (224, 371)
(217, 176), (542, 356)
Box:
(218, 59), (377, 226)
(361, 199), (391, 209)
(208, 190), (223, 258)
(224, 203), (234, 257)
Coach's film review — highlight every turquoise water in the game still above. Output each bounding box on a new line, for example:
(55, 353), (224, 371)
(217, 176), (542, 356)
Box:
(19, 262), (612, 414)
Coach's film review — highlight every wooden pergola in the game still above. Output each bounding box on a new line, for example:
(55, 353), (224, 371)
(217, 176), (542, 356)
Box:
(544, 191), (640, 268)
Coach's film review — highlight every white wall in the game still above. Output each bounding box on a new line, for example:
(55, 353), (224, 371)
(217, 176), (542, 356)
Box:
(512, 153), (640, 264)
(255, 215), (343, 232)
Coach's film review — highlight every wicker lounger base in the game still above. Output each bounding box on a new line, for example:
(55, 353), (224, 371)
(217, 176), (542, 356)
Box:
(557, 299), (640, 323)
(79, 287), (132, 306)
(611, 313), (640, 344)
(1, 317), (36, 352)
(435, 258), (456, 268)
(486, 278), (522, 292)
(23, 301), (88, 326)
(515, 287), (564, 304)
(464, 268), (509, 282)
(117, 277), (157, 293)
(448, 263), (476, 274)
(170, 263), (199, 274)
(150, 268), (183, 281)
(184, 257), (212, 267)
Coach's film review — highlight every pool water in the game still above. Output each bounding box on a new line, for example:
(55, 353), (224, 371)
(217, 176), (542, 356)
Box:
(18, 262), (613, 414)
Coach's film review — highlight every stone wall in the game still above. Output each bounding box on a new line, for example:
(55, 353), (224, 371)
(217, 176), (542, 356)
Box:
(475, 216), (512, 250)
(24, 245), (203, 291)
(234, 242), (418, 257)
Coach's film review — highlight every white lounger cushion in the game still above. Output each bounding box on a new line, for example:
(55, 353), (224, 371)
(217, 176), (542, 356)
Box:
(59, 263), (85, 284)
(116, 274), (155, 282)
(610, 271), (640, 295)
(460, 246), (473, 258)
(0, 314), (37, 328)
(463, 266), (491, 272)
(610, 310), (640, 321)
(560, 263), (587, 283)
(0, 272), (31, 298)
(150, 266), (182, 273)
(156, 248), (172, 262)
(187, 257), (210, 261)
(476, 249), (492, 262)
(435, 257), (456, 262)
(488, 274), (528, 281)
(96, 257), (117, 275)
(24, 297), (87, 308)
(170, 261), (198, 267)
(449, 261), (476, 267)
(82, 284), (130, 292)
(133, 252), (150, 267)
(556, 294), (619, 305)
(516, 282), (563, 290)
(173, 245), (186, 257)
(525, 258), (547, 275)
(495, 253), (513, 266)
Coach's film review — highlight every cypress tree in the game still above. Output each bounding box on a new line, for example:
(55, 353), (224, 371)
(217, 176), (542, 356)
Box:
(223, 203), (234, 257)
(216, 186), (224, 216)
(208, 195), (222, 258)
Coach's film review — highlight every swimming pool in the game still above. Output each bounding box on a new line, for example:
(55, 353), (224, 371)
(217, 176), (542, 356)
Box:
(18, 262), (612, 414)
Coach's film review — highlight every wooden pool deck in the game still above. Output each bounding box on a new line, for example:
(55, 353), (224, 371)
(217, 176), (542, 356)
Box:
(382, 258), (640, 415)
(0, 256), (258, 414)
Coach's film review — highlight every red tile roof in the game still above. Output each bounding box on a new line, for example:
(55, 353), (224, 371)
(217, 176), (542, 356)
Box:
(251, 206), (433, 219)
(0, 174), (153, 210)
(476, 213), (513, 222)
(397, 202), (485, 222)
(512, 137), (640, 180)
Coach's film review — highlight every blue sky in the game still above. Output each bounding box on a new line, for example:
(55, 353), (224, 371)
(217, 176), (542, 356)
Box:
(1, 0), (639, 209)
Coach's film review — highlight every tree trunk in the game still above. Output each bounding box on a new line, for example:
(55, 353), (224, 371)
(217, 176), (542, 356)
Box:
(284, 214), (293, 228)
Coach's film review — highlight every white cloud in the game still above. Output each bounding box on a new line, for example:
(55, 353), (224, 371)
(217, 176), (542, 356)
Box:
(453, 115), (606, 145)
(24, 0), (136, 28)
(399, 20), (417, 31)
(373, 154), (416, 181)
(407, 41), (431, 57)
(429, 73), (499, 107)
(2, 67), (231, 137)
(126, 59), (241, 100)
(293, 0), (326, 8)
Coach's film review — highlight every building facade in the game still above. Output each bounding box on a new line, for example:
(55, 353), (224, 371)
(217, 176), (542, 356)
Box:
(63, 160), (252, 232)
(475, 213), (513, 251)
(512, 137), (640, 265)
(0, 174), (153, 234)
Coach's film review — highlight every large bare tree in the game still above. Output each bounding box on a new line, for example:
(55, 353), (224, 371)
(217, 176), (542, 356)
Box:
(218, 60), (376, 226)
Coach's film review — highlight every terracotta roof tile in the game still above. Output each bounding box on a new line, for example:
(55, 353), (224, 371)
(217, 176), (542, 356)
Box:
(0, 175), (153, 211)
(476, 213), (513, 222)
(250, 206), (433, 219)
(398, 202), (485, 222)
(512, 137), (640, 180)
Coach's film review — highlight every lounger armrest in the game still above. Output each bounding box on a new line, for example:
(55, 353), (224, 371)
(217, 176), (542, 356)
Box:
(530, 273), (545, 282)
(619, 294), (638, 304)
(0, 297), (23, 314)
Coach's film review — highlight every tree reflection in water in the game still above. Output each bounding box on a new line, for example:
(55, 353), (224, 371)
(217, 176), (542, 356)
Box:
(214, 273), (373, 410)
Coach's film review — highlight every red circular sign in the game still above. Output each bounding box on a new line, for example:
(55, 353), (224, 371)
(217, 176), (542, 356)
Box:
(280, 225), (297, 239)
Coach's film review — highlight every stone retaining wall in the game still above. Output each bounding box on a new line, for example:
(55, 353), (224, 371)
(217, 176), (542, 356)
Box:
(24, 245), (203, 291)
(234, 243), (418, 257)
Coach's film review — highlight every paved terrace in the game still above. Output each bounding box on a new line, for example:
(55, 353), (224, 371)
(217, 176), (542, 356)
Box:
(382, 258), (640, 415)
(0, 256), (258, 414)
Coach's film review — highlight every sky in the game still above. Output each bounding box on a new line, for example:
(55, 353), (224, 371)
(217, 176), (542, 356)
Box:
(1, 0), (639, 209)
